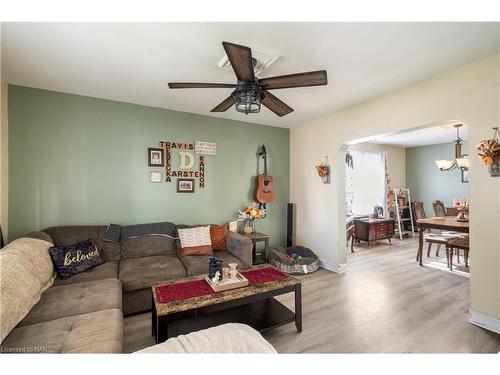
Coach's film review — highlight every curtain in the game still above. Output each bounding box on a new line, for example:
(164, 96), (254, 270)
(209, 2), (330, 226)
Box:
(345, 149), (387, 216)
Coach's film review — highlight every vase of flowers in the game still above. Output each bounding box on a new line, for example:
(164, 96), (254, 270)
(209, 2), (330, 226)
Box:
(238, 202), (266, 234)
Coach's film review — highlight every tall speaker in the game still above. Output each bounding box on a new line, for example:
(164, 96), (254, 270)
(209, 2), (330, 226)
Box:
(286, 203), (294, 247)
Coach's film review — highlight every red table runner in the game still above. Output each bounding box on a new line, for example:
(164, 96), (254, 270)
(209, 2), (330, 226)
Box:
(155, 266), (289, 304)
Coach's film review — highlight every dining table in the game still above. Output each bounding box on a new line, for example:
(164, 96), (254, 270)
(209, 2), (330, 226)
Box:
(416, 216), (469, 266)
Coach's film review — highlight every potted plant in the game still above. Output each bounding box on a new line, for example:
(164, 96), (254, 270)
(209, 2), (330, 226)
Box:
(238, 202), (266, 234)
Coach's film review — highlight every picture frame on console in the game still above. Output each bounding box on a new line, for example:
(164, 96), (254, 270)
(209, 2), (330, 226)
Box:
(177, 178), (195, 193)
(148, 147), (164, 167)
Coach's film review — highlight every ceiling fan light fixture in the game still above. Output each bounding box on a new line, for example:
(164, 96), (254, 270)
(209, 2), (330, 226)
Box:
(233, 87), (261, 115)
(169, 41), (327, 117)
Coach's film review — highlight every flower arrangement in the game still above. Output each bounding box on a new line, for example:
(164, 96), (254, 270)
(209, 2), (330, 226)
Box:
(238, 202), (266, 222)
(238, 202), (266, 233)
(315, 163), (329, 178)
(453, 199), (468, 210)
(315, 156), (330, 184)
(476, 127), (500, 166)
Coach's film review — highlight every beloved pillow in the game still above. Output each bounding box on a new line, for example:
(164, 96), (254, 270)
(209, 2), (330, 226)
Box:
(49, 239), (104, 279)
(178, 226), (213, 257)
(210, 225), (227, 251)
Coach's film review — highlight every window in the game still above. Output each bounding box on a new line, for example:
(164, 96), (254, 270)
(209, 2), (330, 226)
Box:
(346, 150), (386, 216)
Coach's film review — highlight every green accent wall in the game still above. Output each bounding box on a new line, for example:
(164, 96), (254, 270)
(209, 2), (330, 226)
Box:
(8, 86), (290, 244)
(405, 142), (468, 216)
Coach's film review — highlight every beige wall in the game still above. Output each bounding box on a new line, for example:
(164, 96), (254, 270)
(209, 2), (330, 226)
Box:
(349, 142), (406, 189)
(290, 53), (500, 320)
(0, 79), (7, 242)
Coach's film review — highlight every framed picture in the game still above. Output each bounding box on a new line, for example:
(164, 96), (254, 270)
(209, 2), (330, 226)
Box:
(228, 220), (238, 232)
(461, 170), (469, 183)
(489, 156), (500, 177)
(150, 171), (162, 183)
(148, 148), (164, 167)
(177, 178), (195, 193)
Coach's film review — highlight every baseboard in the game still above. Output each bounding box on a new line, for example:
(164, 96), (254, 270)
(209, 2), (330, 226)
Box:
(469, 309), (500, 334)
(319, 259), (348, 273)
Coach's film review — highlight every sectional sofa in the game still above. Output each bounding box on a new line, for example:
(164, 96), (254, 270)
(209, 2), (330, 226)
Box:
(0, 223), (253, 353)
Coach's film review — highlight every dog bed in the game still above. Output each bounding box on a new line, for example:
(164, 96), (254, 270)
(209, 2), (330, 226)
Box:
(268, 246), (320, 274)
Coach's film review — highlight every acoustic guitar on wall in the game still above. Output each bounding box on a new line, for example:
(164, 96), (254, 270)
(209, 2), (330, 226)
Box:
(255, 145), (276, 203)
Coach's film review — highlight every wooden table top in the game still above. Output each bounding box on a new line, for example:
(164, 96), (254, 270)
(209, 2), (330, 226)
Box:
(416, 216), (469, 232)
(152, 264), (300, 316)
(354, 217), (395, 224)
(240, 231), (269, 240)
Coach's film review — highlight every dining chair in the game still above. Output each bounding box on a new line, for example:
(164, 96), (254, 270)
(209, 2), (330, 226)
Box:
(413, 201), (455, 258)
(432, 200), (447, 217)
(446, 235), (470, 270)
(412, 201), (427, 222)
(432, 200), (464, 259)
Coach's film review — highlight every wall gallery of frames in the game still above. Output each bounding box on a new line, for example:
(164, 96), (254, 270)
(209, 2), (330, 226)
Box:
(148, 140), (217, 193)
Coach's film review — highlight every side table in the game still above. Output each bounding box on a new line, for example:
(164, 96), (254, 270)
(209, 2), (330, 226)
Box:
(241, 231), (270, 265)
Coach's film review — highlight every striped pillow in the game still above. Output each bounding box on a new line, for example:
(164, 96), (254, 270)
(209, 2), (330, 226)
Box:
(178, 226), (213, 257)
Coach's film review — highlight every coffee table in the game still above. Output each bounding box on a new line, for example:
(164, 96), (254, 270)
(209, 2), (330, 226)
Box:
(151, 264), (302, 343)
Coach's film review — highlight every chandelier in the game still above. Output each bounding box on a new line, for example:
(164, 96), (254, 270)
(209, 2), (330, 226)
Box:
(435, 124), (469, 171)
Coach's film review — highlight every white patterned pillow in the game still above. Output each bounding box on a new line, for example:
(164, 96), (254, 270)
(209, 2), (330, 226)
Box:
(177, 226), (213, 256)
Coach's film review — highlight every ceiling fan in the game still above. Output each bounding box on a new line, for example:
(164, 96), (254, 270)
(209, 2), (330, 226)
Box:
(168, 41), (328, 117)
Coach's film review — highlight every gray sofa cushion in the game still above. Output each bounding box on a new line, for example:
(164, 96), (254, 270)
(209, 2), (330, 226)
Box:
(23, 231), (54, 245)
(20, 278), (122, 326)
(2, 309), (123, 353)
(119, 255), (186, 292)
(44, 225), (98, 246)
(180, 251), (243, 276)
(123, 288), (152, 316)
(43, 225), (121, 261)
(226, 231), (253, 267)
(121, 236), (176, 258)
(52, 261), (119, 286)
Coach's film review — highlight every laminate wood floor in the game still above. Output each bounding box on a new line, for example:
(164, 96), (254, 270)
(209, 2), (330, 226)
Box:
(123, 238), (500, 353)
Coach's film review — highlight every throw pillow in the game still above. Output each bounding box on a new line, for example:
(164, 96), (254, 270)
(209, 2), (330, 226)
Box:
(49, 239), (104, 279)
(178, 226), (213, 257)
(210, 225), (227, 251)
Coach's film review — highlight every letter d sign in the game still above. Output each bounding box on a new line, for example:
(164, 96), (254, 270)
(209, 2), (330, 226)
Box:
(179, 152), (195, 169)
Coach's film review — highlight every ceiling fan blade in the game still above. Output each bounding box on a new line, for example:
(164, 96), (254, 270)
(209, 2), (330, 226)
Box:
(259, 70), (327, 90)
(222, 41), (255, 82)
(211, 96), (235, 112)
(168, 82), (236, 89)
(261, 91), (294, 117)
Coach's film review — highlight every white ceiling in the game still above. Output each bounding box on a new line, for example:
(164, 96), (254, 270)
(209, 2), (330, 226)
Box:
(356, 121), (469, 147)
(2, 22), (499, 128)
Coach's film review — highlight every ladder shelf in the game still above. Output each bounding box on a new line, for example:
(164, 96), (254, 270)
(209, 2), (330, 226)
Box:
(390, 187), (416, 240)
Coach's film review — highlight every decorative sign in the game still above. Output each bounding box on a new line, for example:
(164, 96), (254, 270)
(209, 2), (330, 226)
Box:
(158, 140), (208, 189)
(195, 141), (217, 156)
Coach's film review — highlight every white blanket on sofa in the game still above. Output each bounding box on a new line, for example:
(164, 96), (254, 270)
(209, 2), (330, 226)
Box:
(135, 323), (277, 354)
(0, 238), (55, 343)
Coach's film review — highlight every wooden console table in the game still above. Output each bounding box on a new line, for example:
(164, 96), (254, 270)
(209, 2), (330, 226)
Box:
(352, 218), (395, 252)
